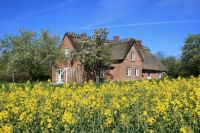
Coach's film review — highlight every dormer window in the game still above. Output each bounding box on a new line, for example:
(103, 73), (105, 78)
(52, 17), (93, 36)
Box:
(130, 52), (135, 61)
(65, 48), (70, 58)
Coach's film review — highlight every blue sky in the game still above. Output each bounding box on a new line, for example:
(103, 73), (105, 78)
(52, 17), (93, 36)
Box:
(0, 0), (200, 56)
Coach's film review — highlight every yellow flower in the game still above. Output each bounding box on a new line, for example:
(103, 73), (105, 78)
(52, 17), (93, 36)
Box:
(62, 112), (76, 125)
(180, 127), (187, 133)
(47, 118), (52, 128)
(3, 124), (12, 133)
(48, 123), (52, 128)
(47, 79), (51, 83)
(149, 129), (154, 133)
(180, 126), (192, 133)
(120, 113), (130, 126)
(104, 109), (112, 117)
(147, 117), (156, 125)
(104, 118), (113, 127)
(19, 112), (26, 121)
(143, 111), (147, 116)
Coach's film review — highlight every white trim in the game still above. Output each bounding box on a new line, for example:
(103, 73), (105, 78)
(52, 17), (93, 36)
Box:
(126, 67), (131, 76)
(56, 68), (65, 84)
(134, 68), (139, 77)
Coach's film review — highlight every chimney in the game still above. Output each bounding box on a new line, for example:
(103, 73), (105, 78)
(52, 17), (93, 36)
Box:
(113, 36), (119, 43)
(136, 40), (143, 49)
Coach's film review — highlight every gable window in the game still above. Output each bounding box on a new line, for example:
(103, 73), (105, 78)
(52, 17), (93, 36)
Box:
(126, 67), (131, 76)
(130, 52), (135, 61)
(134, 68), (139, 77)
(65, 48), (70, 58)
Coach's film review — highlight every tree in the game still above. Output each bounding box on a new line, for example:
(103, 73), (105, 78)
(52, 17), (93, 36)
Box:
(163, 56), (180, 78)
(0, 29), (65, 81)
(73, 28), (112, 81)
(154, 51), (166, 62)
(154, 52), (180, 78)
(181, 34), (200, 77)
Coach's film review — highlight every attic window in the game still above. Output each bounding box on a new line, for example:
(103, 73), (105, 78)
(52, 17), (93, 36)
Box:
(126, 67), (131, 76)
(65, 48), (70, 57)
(130, 52), (135, 61)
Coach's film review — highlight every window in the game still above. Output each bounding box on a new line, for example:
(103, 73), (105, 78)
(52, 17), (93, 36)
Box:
(158, 73), (162, 78)
(148, 73), (151, 79)
(130, 52), (135, 61)
(126, 67), (131, 76)
(65, 48), (70, 57)
(134, 68), (139, 77)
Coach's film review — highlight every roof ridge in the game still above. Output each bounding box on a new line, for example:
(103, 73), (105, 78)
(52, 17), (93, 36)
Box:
(66, 32), (95, 40)
(65, 32), (134, 43)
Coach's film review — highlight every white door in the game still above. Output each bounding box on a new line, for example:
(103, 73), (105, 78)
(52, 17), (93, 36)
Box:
(56, 68), (65, 84)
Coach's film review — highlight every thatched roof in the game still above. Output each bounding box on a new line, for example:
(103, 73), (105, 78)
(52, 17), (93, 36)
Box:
(111, 39), (135, 60)
(64, 32), (167, 71)
(139, 48), (168, 71)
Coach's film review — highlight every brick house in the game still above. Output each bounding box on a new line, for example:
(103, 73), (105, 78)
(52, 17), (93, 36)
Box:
(52, 32), (167, 84)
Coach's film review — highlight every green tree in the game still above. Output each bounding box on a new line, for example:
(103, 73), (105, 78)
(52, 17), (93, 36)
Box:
(73, 28), (112, 81)
(181, 34), (200, 77)
(0, 29), (65, 81)
(164, 56), (180, 78)
(154, 52), (180, 78)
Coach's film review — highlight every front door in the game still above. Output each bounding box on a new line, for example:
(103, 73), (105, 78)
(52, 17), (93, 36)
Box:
(56, 68), (65, 84)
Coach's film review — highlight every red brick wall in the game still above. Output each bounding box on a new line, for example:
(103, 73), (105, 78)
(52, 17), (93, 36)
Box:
(108, 44), (143, 81)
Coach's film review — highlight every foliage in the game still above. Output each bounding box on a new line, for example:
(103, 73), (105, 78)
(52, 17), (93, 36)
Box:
(154, 52), (181, 78)
(0, 77), (200, 132)
(0, 29), (65, 81)
(181, 34), (200, 77)
(73, 28), (112, 81)
(164, 56), (181, 78)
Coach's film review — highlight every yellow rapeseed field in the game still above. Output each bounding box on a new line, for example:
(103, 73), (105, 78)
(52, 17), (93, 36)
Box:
(0, 76), (200, 132)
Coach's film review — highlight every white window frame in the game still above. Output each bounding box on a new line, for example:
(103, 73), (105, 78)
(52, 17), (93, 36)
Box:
(148, 73), (151, 79)
(134, 68), (139, 77)
(158, 73), (162, 78)
(64, 48), (70, 58)
(130, 52), (135, 61)
(126, 67), (131, 76)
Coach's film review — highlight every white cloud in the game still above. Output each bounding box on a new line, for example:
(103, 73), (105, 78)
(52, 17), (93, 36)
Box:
(97, 20), (200, 29)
